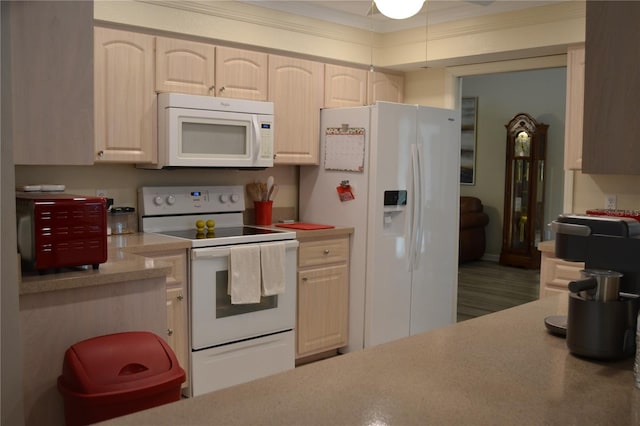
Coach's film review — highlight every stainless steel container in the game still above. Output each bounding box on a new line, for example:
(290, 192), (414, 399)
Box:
(569, 269), (623, 302)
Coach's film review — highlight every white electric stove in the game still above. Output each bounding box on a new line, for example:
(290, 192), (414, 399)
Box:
(139, 185), (298, 397)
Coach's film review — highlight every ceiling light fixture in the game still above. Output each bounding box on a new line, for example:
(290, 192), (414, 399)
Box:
(374, 0), (425, 20)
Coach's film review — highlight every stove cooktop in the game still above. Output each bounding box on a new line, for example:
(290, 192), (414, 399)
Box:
(156, 226), (296, 248)
(160, 226), (282, 240)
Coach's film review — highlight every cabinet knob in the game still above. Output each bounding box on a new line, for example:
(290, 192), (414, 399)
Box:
(177, 293), (184, 301)
(208, 85), (215, 93)
(302, 277), (308, 282)
(323, 249), (330, 255)
(167, 328), (174, 336)
(219, 86), (226, 93)
(97, 150), (104, 159)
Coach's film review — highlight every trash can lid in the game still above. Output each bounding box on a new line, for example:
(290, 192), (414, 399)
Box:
(59, 331), (183, 394)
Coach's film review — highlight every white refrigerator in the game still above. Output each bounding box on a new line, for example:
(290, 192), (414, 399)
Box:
(299, 102), (461, 351)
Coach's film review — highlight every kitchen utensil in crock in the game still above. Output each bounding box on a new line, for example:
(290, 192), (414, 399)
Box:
(266, 176), (274, 200)
(246, 183), (262, 202)
(268, 184), (279, 201)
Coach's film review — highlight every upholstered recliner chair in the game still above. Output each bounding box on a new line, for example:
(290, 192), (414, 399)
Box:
(459, 196), (490, 263)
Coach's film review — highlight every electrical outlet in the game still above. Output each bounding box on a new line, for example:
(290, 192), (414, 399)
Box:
(605, 194), (617, 210)
(96, 189), (108, 198)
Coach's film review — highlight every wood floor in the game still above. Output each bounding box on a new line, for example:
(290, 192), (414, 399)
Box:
(457, 260), (540, 322)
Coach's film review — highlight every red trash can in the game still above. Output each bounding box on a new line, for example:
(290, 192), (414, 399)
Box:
(58, 331), (186, 426)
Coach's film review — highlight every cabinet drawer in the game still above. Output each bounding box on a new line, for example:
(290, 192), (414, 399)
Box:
(548, 258), (583, 287)
(298, 237), (349, 268)
(543, 257), (584, 295)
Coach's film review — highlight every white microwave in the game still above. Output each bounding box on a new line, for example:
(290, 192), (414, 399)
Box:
(140, 93), (274, 169)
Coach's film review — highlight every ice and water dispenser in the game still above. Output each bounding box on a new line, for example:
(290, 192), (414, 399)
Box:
(383, 190), (407, 235)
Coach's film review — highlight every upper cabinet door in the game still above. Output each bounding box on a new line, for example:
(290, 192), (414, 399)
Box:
(583, 1), (640, 174)
(563, 44), (584, 171)
(215, 47), (268, 100)
(155, 37), (216, 95)
(269, 55), (324, 165)
(11, 1), (94, 165)
(324, 64), (368, 107)
(367, 71), (404, 104)
(94, 27), (157, 164)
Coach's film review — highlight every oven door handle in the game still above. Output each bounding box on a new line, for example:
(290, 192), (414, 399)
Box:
(191, 240), (298, 259)
(191, 247), (231, 259)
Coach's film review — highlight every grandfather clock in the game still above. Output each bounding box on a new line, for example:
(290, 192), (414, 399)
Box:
(499, 113), (548, 269)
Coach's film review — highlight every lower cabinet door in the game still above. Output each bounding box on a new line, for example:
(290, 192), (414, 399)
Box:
(166, 287), (189, 389)
(296, 264), (348, 357)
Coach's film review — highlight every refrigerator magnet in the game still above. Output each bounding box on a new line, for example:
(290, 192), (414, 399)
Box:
(337, 181), (355, 202)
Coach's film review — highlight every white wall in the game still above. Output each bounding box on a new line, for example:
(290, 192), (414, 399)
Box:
(572, 172), (640, 213)
(459, 68), (567, 259)
(14, 165), (300, 223)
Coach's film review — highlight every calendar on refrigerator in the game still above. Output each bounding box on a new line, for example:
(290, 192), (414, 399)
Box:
(324, 127), (365, 172)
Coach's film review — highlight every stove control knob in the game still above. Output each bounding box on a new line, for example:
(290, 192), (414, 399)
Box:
(230, 194), (240, 203)
(219, 194), (230, 203)
(153, 196), (164, 206)
(166, 195), (176, 205)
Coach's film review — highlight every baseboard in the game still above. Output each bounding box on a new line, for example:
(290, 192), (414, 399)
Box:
(481, 253), (499, 262)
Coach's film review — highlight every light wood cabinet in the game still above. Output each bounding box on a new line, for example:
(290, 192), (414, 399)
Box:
(563, 44), (585, 171)
(94, 27), (157, 163)
(539, 241), (583, 298)
(10, 1), (94, 165)
(296, 235), (349, 359)
(583, 1), (640, 174)
(269, 55), (325, 165)
(156, 40), (268, 100)
(215, 46), (269, 101)
(136, 248), (190, 390)
(166, 287), (188, 383)
(367, 71), (404, 104)
(324, 64), (368, 107)
(156, 37), (217, 95)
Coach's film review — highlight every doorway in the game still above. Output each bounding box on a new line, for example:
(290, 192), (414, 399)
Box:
(456, 66), (567, 320)
(459, 67), (567, 260)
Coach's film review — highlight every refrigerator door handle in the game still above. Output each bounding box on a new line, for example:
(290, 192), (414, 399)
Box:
(414, 143), (425, 270)
(415, 143), (425, 269)
(410, 143), (422, 271)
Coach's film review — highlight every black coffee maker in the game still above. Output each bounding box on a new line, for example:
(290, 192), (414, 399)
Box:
(552, 214), (640, 360)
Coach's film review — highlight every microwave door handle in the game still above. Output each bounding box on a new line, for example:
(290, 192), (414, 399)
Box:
(252, 115), (261, 161)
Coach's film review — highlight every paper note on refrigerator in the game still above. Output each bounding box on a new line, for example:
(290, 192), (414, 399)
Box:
(324, 127), (365, 172)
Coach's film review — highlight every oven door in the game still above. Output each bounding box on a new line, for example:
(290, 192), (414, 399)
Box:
(190, 240), (298, 350)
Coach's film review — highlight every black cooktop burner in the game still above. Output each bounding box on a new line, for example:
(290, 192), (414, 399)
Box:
(159, 226), (281, 240)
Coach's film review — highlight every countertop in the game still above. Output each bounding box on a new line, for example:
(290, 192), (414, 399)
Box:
(19, 227), (352, 295)
(538, 239), (555, 254)
(271, 224), (354, 241)
(19, 232), (191, 295)
(101, 294), (640, 425)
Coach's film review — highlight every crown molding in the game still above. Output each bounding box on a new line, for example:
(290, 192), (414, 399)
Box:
(139, 0), (372, 46)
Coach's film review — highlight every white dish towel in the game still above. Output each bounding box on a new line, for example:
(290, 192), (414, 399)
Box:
(260, 242), (286, 296)
(228, 245), (261, 304)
